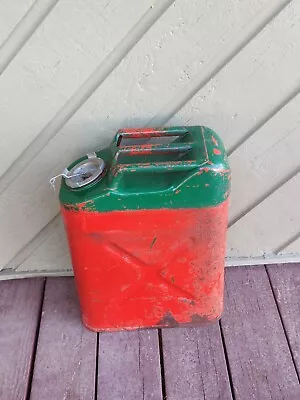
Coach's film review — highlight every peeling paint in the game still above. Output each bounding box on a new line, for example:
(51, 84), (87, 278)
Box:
(213, 148), (222, 155)
(211, 135), (219, 146)
(157, 311), (179, 327)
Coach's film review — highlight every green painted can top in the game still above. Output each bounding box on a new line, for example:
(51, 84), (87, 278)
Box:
(59, 126), (230, 212)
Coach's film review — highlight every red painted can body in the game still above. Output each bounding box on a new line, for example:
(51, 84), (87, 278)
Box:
(62, 201), (228, 331)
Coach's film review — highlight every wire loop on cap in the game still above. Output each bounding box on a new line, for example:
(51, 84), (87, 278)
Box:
(49, 155), (106, 190)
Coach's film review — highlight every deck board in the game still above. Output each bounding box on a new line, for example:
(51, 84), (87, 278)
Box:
(97, 330), (162, 400)
(267, 263), (300, 377)
(30, 278), (97, 400)
(0, 278), (44, 400)
(1, 266), (300, 399)
(221, 266), (300, 399)
(161, 323), (232, 400)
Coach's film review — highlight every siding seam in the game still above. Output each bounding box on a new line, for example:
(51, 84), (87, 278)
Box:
(274, 232), (300, 254)
(228, 86), (300, 156)
(147, 0), (293, 127)
(228, 168), (300, 228)
(0, 0), (175, 195)
(0, 0), (60, 75)
(3, 215), (60, 272)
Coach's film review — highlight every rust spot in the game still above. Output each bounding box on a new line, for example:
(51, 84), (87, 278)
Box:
(205, 183), (210, 187)
(213, 148), (221, 155)
(157, 311), (179, 327)
(63, 200), (96, 212)
(178, 298), (195, 305)
(191, 314), (210, 324)
(175, 189), (181, 194)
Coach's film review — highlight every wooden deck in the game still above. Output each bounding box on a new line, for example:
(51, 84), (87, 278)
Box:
(0, 264), (300, 400)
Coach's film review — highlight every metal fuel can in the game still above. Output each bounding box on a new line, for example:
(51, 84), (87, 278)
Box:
(59, 126), (230, 331)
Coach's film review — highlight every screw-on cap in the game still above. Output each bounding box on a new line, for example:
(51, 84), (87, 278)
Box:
(64, 152), (106, 189)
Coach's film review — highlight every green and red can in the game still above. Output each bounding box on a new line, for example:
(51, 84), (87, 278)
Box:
(59, 126), (230, 331)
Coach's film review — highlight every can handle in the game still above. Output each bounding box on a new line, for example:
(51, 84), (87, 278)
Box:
(113, 126), (188, 146)
(109, 127), (198, 191)
(112, 127), (194, 161)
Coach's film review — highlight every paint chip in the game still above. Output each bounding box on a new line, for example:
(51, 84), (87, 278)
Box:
(213, 148), (221, 155)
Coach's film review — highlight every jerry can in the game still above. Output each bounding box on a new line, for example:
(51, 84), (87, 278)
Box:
(59, 126), (230, 331)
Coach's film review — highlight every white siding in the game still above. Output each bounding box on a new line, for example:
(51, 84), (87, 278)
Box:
(0, 0), (299, 278)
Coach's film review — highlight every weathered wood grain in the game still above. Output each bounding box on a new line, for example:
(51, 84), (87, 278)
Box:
(0, 278), (44, 400)
(30, 278), (97, 400)
(267, 263), (300, 376)
(98, 330), (162, 400)
(221, 266), (300, 399)
(162, 324), (232, 400)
